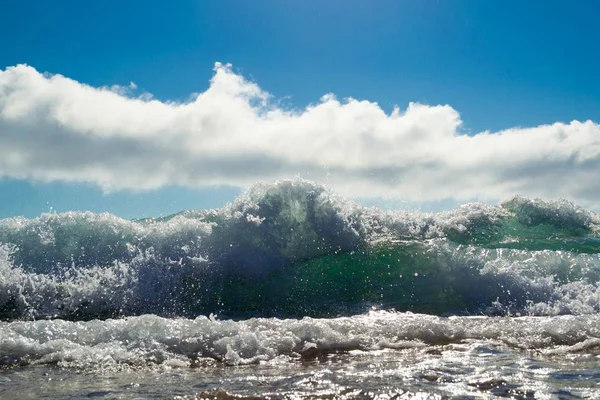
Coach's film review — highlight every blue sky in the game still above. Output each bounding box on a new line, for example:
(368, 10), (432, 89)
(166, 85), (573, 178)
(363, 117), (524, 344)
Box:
(1, 0), (599, 218)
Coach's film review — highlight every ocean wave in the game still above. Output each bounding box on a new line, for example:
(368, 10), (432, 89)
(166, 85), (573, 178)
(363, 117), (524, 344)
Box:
(1, 179), (600, 321)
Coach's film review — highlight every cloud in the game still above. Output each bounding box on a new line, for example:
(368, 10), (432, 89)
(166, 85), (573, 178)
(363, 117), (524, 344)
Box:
(1, 62), (600, 207)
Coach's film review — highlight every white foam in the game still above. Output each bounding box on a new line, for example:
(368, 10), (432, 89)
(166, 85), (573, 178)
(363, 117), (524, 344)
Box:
(1, 311), (599, 370)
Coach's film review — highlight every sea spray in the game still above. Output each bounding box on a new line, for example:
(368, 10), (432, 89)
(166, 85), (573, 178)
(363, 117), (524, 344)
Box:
(1, 179), (599, 321)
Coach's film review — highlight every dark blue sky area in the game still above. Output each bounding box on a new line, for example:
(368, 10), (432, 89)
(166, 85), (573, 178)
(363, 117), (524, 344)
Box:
(1, 0), (598, 218)
(3, 0), (598, 131)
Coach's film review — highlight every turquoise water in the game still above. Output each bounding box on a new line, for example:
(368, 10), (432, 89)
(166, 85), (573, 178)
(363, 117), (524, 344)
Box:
(1, 180), (600, 398)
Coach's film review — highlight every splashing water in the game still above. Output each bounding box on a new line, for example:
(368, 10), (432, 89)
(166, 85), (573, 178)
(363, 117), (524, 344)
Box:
(1, 180), (600, 398)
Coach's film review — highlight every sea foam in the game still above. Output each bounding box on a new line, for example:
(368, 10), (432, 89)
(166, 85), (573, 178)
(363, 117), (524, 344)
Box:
(1, 311), (599, 369)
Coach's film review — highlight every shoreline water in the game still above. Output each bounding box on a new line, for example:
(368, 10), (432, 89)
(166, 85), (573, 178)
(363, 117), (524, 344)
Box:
(1, 312), (600, 398)
(2, 325), (599, 399)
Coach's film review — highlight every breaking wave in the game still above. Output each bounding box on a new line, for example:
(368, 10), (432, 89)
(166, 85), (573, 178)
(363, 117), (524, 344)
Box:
(1, 179), (600, 321)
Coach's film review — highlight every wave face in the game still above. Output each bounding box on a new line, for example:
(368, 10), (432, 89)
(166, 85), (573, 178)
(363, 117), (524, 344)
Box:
(1, 180), (600, 321)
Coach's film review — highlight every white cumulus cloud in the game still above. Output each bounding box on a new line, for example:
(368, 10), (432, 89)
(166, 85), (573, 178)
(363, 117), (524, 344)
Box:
(1, 62), (599, 207)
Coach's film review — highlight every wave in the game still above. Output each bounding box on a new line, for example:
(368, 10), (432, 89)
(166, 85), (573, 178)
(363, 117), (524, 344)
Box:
(1, 179), (600, 321)
(1, 311), (599, 369)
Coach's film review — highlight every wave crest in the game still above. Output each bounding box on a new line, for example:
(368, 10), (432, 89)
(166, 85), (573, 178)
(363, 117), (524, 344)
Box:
(1, 180), (600, 320)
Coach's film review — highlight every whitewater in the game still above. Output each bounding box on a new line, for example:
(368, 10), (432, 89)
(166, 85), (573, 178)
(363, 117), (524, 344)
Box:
(1, 180), (600, 398)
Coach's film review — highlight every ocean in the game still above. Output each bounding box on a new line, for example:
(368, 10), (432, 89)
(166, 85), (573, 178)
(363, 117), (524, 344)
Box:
(1, 180), (599, 399)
